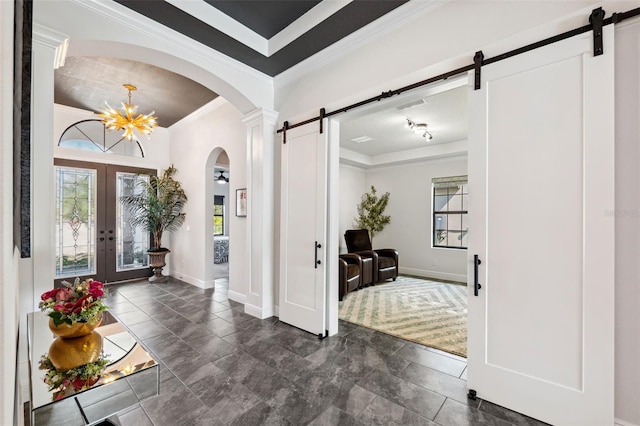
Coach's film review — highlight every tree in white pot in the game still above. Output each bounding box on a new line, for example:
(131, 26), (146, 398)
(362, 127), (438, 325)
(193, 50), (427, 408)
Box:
(121, 165), (187, 282)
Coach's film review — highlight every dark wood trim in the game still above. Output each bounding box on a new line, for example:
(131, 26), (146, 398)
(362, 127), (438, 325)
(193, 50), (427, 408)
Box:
(14, 0), (33, 258)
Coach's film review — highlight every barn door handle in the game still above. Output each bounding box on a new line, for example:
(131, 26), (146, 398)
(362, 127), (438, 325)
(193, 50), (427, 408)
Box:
(315, 241), (322, 268)
(474, 255), (482, 296)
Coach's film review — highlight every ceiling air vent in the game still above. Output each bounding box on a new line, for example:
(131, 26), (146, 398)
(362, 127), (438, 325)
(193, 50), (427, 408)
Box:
(396, 99), (427, 111)
(350, 136), (374, 144)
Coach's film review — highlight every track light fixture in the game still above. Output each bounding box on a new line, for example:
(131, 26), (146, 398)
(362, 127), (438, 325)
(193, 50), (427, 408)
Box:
(406, 117), (433, 141)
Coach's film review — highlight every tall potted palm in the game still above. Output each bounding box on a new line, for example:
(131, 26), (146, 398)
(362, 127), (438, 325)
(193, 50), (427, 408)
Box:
(121, 165), (187, 282)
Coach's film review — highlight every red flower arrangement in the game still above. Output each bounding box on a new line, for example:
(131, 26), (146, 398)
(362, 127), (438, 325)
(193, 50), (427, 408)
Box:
(39, 278), (108, 325)
(39, 354), (109, 401)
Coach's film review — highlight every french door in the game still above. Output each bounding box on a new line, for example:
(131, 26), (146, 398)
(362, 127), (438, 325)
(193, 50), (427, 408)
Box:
(54, 159), (156, 284)
(467, 27), (614, 424)
(279, 122), (328, 336)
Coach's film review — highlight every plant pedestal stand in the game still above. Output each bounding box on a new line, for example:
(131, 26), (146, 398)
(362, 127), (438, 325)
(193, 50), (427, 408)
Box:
(148, 250), (170, 283)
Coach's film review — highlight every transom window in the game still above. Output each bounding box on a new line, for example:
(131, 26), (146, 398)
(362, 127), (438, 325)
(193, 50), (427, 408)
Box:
(432, 175), (468, 249)
(58, 119), (144, 158)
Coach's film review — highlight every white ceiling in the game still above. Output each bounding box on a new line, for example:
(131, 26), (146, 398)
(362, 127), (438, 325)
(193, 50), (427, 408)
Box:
(340, 77), (468, 159)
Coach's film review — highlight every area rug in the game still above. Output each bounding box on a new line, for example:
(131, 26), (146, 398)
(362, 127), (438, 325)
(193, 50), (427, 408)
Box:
(339, 276), (467, 357)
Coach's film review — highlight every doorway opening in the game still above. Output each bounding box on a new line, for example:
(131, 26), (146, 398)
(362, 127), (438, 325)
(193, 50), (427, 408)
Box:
(336, 76), (469, 358)
(208, 149), (231, 281)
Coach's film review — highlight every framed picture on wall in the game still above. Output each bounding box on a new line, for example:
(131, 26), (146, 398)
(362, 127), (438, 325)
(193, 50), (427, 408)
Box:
(236, 188), (247, 217)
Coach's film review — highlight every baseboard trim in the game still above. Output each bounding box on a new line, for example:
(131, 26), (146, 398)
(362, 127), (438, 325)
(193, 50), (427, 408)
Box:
(169, 272), (214, 289)
(399, 267), (466, 284)
(228, 290), (246, 304)
(616, 418), (640, 426)
(244, 303), (276, 320)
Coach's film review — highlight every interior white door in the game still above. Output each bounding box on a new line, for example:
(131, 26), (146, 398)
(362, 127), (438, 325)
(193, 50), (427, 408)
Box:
(279, 122), (328, 336)
(467, 27), (614, 425)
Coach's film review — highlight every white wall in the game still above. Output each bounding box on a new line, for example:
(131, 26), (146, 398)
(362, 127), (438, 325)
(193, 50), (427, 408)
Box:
(338, 164), (366, 253)
(168, 99), (247, 294)
(613, 18), (640, 426)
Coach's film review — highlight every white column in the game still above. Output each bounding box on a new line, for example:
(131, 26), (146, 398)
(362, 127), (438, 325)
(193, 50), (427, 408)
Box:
(241, 108), (278, 319)
(27, 24), (68, 307)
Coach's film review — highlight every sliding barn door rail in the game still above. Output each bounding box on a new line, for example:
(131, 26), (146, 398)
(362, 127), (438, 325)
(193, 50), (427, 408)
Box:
(277, 6), (640, 141)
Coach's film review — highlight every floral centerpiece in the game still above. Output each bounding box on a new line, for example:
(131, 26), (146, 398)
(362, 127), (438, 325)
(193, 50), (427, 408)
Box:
(39, 354), (110, 401)
(39, 278), (107, 326)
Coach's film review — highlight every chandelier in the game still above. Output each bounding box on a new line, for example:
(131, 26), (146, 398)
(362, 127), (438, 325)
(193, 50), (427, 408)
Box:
(97, 84), (158, 142)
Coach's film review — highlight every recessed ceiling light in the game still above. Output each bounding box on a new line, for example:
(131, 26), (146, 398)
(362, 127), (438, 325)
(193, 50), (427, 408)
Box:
(350, 136), (374, 143)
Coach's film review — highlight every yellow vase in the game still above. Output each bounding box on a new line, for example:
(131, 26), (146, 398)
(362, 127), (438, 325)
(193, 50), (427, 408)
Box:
(48, 331), (103, 371)
(48, 312), (103, 339)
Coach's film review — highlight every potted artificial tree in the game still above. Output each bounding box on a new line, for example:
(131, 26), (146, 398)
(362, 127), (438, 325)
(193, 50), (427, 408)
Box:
(121, 165), (187, 282)
(353, 185), (391, 242)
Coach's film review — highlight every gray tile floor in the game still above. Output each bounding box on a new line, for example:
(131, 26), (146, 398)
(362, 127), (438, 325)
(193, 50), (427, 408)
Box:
(100, 277), (546, 426)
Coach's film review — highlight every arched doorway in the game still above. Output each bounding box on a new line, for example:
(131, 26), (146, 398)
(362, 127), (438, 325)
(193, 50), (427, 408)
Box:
(205, 148), (231, 284)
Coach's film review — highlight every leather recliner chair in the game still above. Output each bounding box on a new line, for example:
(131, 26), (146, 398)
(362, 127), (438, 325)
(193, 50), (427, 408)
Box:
(344, 229), (398, 283)
(339, 253), (362, 301)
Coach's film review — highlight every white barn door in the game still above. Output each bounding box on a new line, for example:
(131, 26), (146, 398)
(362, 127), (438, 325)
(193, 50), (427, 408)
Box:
(467, 27), (614, 425)
(279, 122), (328, 336)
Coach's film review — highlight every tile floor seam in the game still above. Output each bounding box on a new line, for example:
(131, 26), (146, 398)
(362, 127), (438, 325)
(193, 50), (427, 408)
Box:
(431, 396), (448, 423)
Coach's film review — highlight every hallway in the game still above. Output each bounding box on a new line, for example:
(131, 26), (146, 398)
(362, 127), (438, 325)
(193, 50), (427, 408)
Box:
(73, 278), (548, 425)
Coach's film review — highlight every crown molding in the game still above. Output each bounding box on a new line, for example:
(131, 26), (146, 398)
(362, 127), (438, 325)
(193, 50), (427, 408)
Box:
(340, 138), (467, 169)
(166, 0), (268, 55)
(241, 108), (279, 127)
(274, 0), (446, 86)
(32, 24), (70, 69)
(70, 0), (273, 88)
(32, 23), (68, 49)
(268, 0), (352, 56)
(164, 0), (352, 58)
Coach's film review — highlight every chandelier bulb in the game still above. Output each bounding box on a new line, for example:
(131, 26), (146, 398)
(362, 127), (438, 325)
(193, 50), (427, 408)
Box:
(96, 84), (157, 142)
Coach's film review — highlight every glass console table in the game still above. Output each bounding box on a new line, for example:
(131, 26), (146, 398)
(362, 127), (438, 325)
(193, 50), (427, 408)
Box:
(27, 311), (159, 425)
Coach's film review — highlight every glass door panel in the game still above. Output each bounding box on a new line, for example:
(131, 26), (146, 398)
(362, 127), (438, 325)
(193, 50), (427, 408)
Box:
(55, 167), (98, 279)
(116, 172), (150, 271)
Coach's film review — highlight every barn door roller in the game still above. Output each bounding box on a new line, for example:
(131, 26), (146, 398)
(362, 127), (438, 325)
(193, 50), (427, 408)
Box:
(590, 7), (605, 56)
